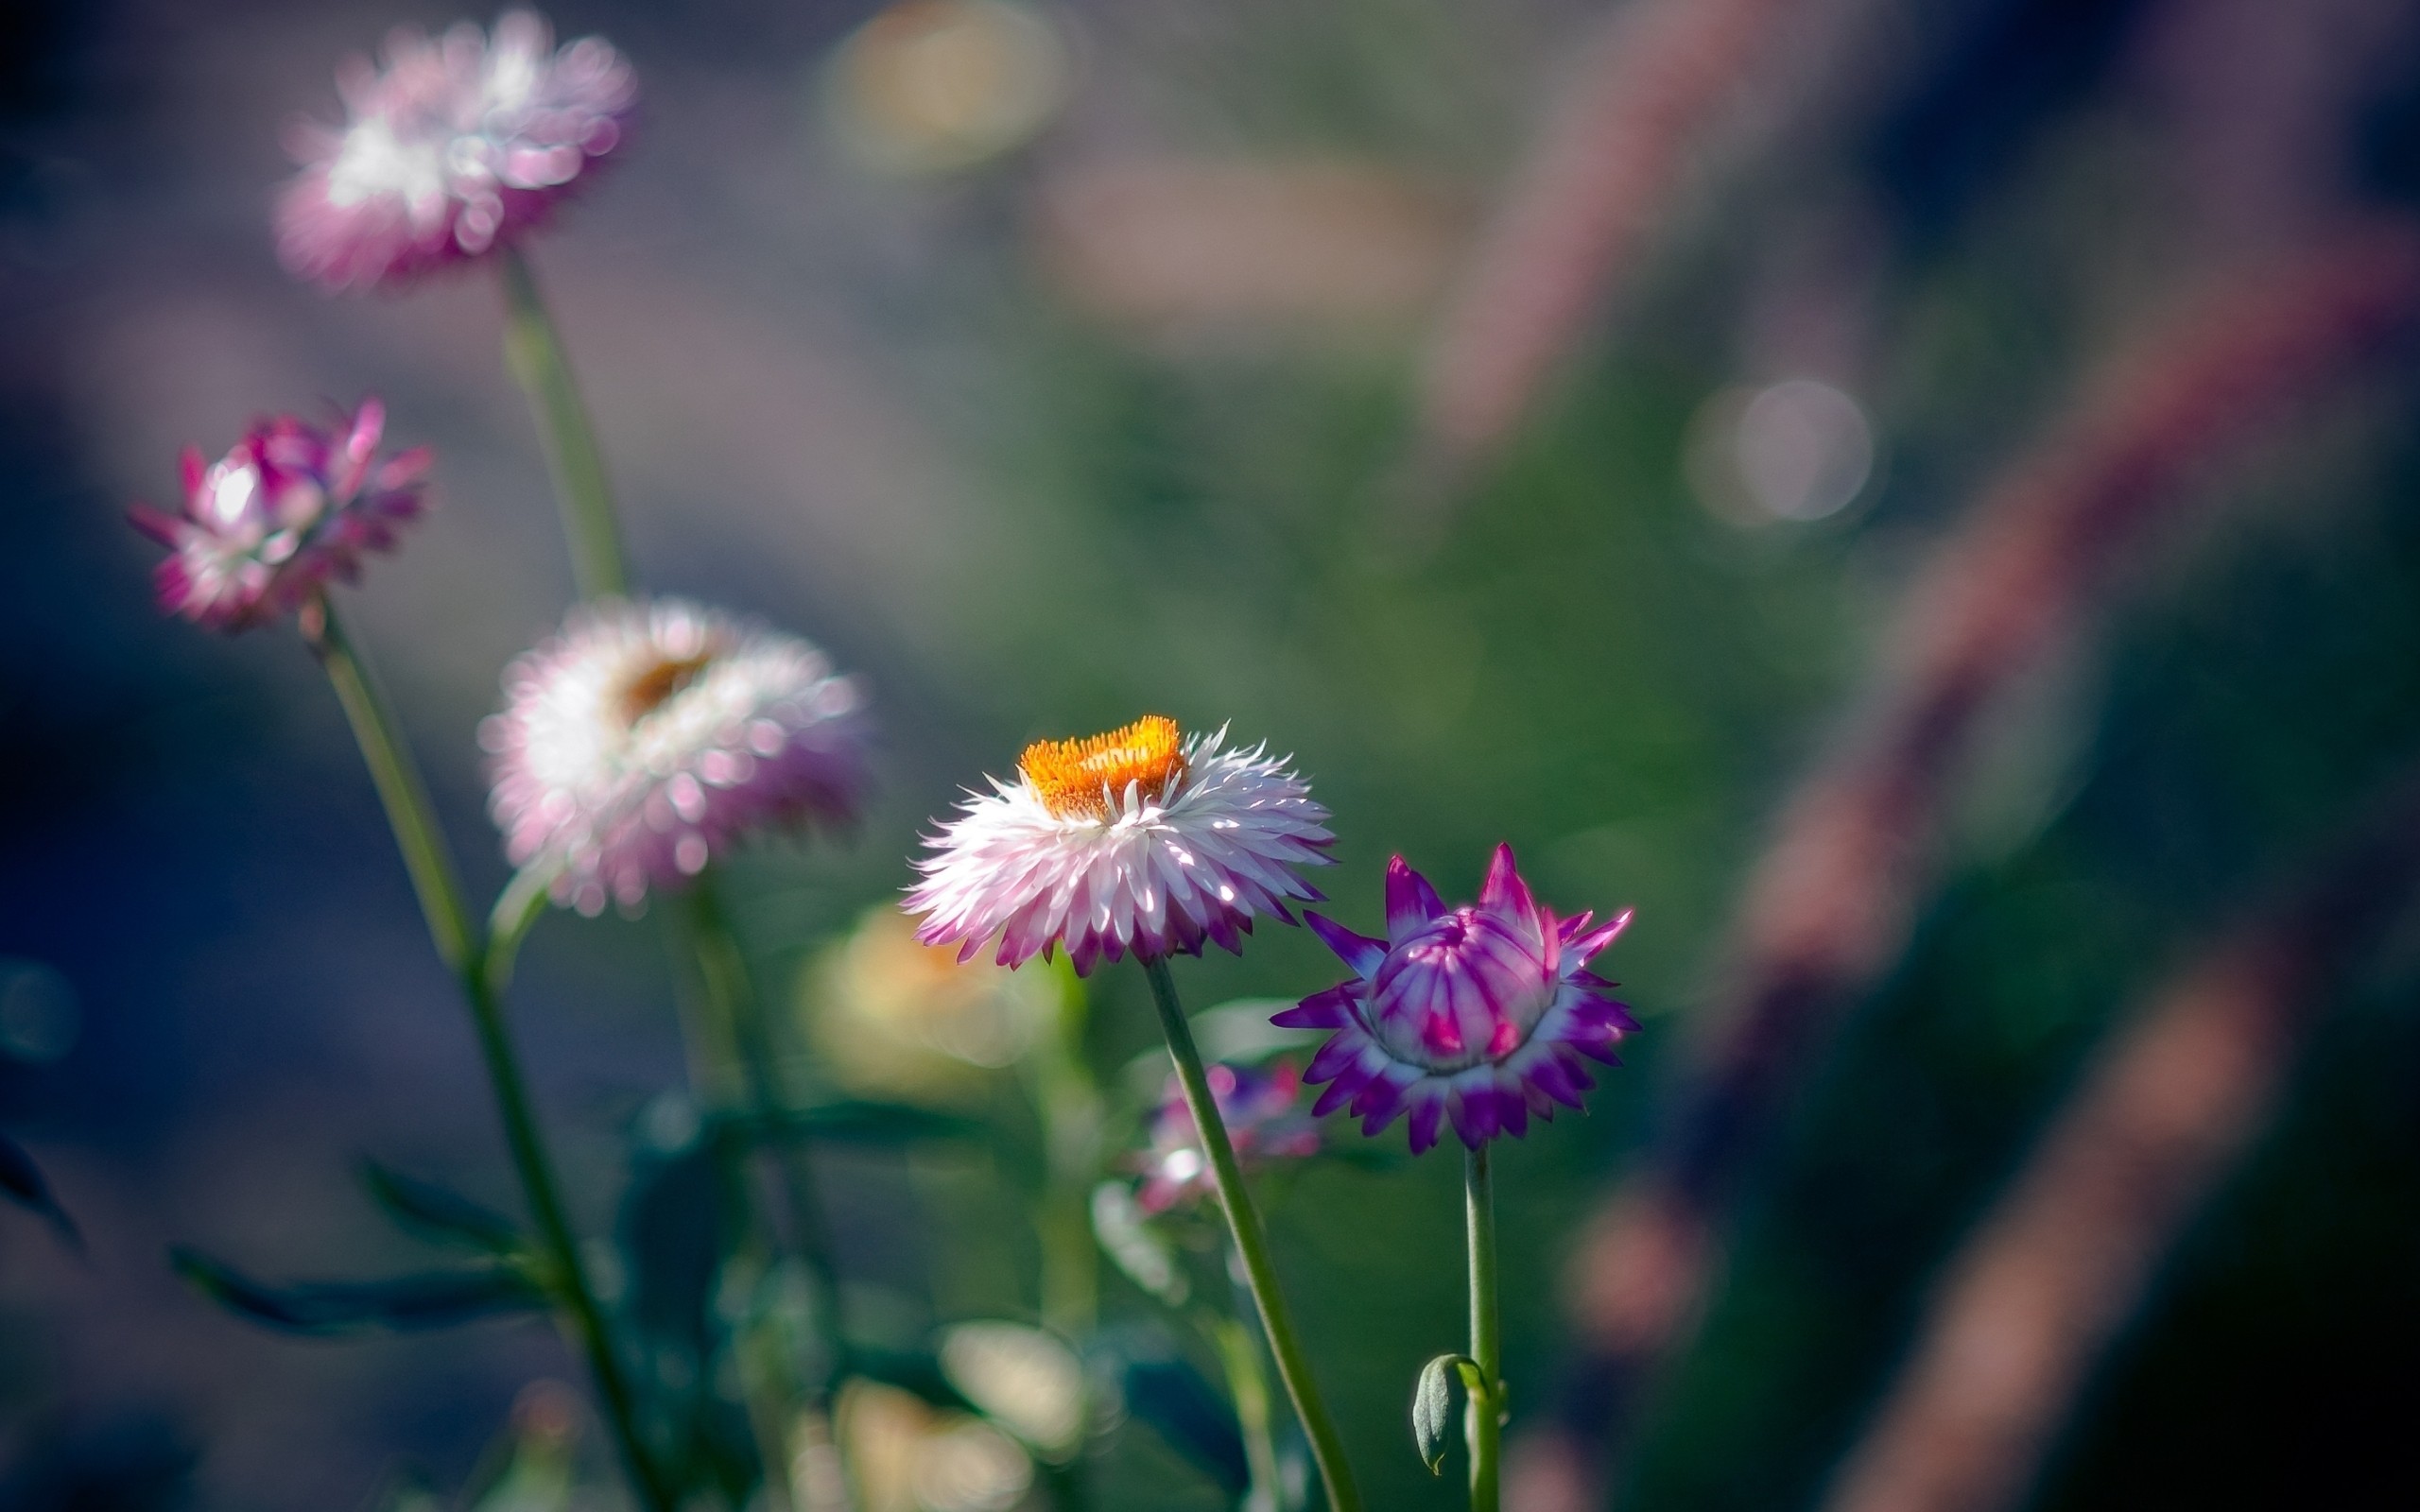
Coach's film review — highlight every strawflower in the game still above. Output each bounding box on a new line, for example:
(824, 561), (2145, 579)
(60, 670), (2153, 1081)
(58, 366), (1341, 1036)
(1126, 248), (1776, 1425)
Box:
(1278, 844), (1634, 1154)
(484, 598), (870, 916)
(130, 399), (430, 632)
(906, 716), (1332, 974)
(276, 9), (635, 291)
(1134, 1059), (1320, 1214)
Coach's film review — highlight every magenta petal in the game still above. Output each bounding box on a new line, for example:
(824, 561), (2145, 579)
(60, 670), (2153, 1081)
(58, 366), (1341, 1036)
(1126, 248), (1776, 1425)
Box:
(1478, 842), (1534, 920)
(1306, 911), (1388, 976)
(1568, 907), (1634, 962)
(1384, 856), (1446, 940)
(1273, 985), (1356, 1030)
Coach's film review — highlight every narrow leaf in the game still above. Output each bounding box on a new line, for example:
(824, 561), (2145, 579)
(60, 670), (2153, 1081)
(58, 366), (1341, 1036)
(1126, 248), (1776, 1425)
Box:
(170, 1248), (545, 1333)
(1412, 1352), (1477, 1475)
(361, 1160), (526, 1254)
(1123, 1355), (1250, 1496)
(0, 1128), (81, 1251)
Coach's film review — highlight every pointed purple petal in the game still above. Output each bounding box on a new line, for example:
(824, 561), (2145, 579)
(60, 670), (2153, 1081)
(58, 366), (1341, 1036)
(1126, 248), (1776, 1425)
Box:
(1384, 856), (1445, 940)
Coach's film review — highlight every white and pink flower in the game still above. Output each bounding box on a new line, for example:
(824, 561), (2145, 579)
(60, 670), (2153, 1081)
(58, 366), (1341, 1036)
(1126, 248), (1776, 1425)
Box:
(276, 10), (635, 291)
(906, 716), (1332, 974)
(484, 599), (870, 916)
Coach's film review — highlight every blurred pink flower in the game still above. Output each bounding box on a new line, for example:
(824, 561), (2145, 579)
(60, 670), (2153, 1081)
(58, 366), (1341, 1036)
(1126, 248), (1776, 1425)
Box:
(275, 10), (635, 291)
(1278, 846), (1634, 1154)
(1134, 1059), (1321, 1214)
(483, 599), (870, 916)
(905, 717), (1332, 974)
(130, 399), (430, 632)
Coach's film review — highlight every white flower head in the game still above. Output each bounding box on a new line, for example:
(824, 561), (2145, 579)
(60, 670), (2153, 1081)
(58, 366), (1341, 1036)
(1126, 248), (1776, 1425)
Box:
(906, 716), (1332, 974)
(484, 598), (870, 916)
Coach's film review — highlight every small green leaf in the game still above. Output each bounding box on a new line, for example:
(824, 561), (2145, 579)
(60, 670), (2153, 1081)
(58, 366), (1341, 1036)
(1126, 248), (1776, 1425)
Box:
(170, 1248), (546, 1333)
(0, 1128), (80, 1252)
(1413, 1352), (1479, 1475)
(360, 1160), (526, 1254)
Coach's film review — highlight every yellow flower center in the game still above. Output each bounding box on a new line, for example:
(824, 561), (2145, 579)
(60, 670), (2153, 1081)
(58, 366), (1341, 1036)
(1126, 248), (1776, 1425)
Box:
(1019, 715), (1189, 820)
(617, 652), (717, 727)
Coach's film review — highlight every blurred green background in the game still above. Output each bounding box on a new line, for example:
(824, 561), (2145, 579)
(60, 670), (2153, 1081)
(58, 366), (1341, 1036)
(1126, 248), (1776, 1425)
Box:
(5, 0), (2420, 1509)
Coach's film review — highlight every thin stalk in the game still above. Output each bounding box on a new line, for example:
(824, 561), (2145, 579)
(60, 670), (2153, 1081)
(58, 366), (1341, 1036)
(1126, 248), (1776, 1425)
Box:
(1027, 961), (1102, 1337)
(1464, 1144), (1500, 1512)
(500, 243), (628, 600)
(1138, 956), (1361, 1512)
(678, 876), (859, 1511)
(302, 600), (670, 1512)
(1206, 1313), (1283, 1512)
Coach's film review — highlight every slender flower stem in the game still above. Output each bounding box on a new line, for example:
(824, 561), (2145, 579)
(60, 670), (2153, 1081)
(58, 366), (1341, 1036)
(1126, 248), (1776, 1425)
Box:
(302, 599), (670, 1512)
(1465, 1143), (1501, 1512)
(1206, 1311), (1283, 1512)
(500, 243), (629, 600)
(1138, 956), (1362, 1512)
(678, 876), (860, 1512)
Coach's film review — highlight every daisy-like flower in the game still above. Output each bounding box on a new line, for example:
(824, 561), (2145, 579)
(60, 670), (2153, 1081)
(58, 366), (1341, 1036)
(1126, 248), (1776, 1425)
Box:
(130, 399), (430, 632)
(1276, 845), (1634, 1154)
(1134, 1059), (1321, 1214)
(483, 598), (870, 916)
(906, 716), (1332, 975)
(275, 10), (636, 291)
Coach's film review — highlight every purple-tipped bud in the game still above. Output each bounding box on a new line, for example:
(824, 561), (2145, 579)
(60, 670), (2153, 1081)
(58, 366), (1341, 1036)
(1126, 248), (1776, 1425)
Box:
(130, 399), (430, 632)
(1277, 844), (1636, 1154)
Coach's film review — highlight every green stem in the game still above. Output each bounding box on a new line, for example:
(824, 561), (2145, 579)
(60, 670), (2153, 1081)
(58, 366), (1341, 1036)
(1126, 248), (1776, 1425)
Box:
(679, 876), (860, 1512)
(1028, 962), (1102, 1338)
(500, 243), (629, 600)
(1206, 1313), (1283, 1512)
(1465, 1144), (1500, 1512)
(1139, 956), (1361, 1512)
(303, 600), (670, 1512)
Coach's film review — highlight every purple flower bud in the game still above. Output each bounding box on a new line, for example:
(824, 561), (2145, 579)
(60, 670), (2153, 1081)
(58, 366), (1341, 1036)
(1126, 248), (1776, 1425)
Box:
(1277, 845), (1635, 1154)
(130, 399), (430, 632)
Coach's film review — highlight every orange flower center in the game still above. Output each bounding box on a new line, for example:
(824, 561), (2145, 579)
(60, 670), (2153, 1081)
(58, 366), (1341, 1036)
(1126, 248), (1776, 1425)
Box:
(1020, 715), (1189, 820)
(618, 652), (717, 726)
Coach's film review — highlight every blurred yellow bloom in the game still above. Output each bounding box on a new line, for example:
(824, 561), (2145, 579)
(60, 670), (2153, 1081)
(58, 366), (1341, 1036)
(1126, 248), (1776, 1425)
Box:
(801, 904), (1058, 1102)
(837, 1381), (1032, 1512)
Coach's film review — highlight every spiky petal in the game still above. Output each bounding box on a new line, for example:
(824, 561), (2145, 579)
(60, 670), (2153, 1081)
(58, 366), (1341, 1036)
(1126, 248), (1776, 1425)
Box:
(1277, 844), (1635, 1153)
(905, 722), (1332, 975)
(483, 598), (870, 916)
(275, 9), (635, 291)
(130, 399), (430, 632)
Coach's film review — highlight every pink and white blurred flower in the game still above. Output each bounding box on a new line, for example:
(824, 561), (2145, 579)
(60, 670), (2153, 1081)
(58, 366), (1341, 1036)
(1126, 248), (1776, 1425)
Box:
(1134, 1059), (1321, 1214)
(130, 399), (430, 632)
(483, 598), (870, 916)
(1276, 845), (1634, 1155)
(905, 717), (1332, 975)
(276, 10), (636, 291)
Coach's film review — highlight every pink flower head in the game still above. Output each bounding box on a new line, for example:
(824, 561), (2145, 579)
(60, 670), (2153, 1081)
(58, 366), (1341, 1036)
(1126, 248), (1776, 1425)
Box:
(130, 399), (430, 632)
(483, 599), (871, 916)
(275, 10), (635, 291)
(1134, 1060), (1321, 1214)
(1275, 845), (1634, 1154)
(905, 717), (1332, 975)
